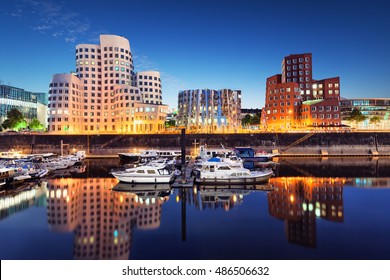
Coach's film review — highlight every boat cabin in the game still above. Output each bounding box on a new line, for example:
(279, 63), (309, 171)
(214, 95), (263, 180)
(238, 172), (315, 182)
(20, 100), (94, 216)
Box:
(233, 147), (255, 158)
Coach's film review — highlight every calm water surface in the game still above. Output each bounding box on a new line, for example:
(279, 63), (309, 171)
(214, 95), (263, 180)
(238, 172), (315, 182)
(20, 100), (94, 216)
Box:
(1, 158), (390, 260)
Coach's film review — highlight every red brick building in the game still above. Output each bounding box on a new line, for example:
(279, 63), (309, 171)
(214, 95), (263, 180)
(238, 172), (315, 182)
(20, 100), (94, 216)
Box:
(264, 53), (341, 131)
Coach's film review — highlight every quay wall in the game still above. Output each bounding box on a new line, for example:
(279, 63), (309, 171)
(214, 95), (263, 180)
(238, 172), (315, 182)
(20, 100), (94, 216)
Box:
(1, 132), (390, 156)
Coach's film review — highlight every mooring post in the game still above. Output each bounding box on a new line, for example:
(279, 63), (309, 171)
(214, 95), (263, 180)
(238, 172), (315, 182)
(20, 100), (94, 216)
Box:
(180, 128), (186, 183)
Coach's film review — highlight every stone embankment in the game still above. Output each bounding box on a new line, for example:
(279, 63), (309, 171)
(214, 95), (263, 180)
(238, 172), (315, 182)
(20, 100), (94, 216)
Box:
(0, 132), (389, 157)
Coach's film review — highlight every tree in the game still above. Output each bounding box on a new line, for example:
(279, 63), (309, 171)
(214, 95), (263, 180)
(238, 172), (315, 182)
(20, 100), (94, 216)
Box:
(346, 108), (367, 127)
(29, 118), (44, 131)
(369, 116), (381, 128)
(1, 108), (26, 130)
(250, 114), (260, 125)
(241, 114), (252, 126)
(165, 119), (176, 128)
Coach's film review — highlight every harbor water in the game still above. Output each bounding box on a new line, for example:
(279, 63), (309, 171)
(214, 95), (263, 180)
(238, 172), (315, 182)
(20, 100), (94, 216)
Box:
(1, 158), (390, 260)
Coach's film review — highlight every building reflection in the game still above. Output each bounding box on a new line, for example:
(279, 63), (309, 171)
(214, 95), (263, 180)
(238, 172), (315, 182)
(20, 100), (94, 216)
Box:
(0, 182), (47, 220)
(268, 177), (345, 247)
(176, 184), (272, 212)
(46, 178), (169, 259)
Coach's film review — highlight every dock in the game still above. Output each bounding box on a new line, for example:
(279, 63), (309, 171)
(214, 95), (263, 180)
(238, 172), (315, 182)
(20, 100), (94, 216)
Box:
(171, 160), (195, 188)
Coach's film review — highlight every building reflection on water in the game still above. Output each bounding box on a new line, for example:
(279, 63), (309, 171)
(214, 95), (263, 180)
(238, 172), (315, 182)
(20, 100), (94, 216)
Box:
(45, 178), (169, 260)
(267, 177), (345, 247)
(1, 172), (390, 259)
(0, 182), (47, 220)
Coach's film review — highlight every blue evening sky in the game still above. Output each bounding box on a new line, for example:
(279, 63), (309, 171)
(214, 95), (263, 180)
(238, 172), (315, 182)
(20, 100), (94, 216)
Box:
(0, 0), (389, 110)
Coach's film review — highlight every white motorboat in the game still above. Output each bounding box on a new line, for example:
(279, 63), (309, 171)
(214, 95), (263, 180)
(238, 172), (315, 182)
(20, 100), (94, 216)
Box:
(194, 161), (274, 185)
(110, 162), (174, 183)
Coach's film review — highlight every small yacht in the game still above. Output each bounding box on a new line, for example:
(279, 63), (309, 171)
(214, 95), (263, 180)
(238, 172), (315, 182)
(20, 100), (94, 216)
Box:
(194, 161), (273, 185)
(110, 162), (174, 184)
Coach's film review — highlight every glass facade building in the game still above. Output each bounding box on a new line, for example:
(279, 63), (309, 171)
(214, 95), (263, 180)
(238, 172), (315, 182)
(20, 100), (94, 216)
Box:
(340, 98), (390, 130)
(0, 84), (47, 126)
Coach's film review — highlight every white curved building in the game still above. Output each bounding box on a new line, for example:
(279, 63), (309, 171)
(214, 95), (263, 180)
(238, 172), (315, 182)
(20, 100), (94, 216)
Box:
(135, 71), (162, 105)
(48, 34), (167, 134)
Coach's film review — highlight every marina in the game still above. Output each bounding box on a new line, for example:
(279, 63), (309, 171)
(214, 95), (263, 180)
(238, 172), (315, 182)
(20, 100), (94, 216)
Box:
(1, 157), (390, 260)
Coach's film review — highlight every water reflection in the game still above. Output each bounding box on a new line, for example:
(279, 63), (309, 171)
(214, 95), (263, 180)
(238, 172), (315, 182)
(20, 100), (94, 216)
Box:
(197, 184), (273, 211)
(0, 182), (47, 220)
(1, 157), (390, 259)
(46, 178), (169, 259)
(268, 177), (345, 247)
(44, 176), (390, 258)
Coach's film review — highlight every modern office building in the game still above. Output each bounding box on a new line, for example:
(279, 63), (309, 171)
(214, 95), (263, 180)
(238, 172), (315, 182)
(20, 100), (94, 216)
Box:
(0, 84), (48, 128)
(264, 53), (341, 130)
(340, 98), (390, 130)
(176, 89), (241, 133)
(48, 34), (168, 134)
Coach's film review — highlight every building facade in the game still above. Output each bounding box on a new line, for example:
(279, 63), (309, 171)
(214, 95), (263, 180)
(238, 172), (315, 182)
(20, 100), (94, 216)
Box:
(48, 34), (168, 134)
(340, 98), (390, 130)
(264, 53), (341, 131)
(176, 89), (241, 133)
(135, 71), (162, 105)
(0, 84), (47, 128)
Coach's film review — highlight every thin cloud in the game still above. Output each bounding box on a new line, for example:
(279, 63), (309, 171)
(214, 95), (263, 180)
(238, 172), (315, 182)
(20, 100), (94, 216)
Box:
(160, 72), (186, 108)
(9, 8), (23, 18)
(133, 53), (159, 72)
(10, 0), (93, 43)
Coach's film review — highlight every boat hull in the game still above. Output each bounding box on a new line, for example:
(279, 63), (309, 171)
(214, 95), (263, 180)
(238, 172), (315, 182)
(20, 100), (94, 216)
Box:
(111, 173), (173, 184)
(195, 171), (273, 185)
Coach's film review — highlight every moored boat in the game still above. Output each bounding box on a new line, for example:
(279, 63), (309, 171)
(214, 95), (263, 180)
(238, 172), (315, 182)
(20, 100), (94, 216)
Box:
(110, 162), (174, 184)
(194, 161), (274, 185)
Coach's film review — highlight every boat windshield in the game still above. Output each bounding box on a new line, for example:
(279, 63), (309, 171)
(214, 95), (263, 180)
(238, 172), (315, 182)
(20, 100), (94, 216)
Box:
(158, 169), (170, 175)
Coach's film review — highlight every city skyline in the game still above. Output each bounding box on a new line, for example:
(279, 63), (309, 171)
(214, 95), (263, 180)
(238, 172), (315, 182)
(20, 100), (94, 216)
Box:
(1, 0), (389, 110)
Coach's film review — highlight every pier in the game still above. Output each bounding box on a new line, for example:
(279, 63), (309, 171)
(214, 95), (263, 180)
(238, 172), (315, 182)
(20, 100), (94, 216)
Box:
(171, 159), (195, 188)
(1, 132), (390, 158)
